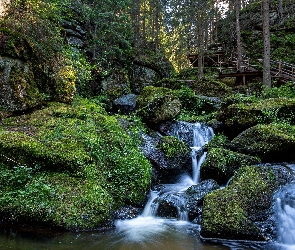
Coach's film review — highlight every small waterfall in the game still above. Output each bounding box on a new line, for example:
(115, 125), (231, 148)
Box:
(139, 122), (214, 221)
(275, 182), (295, 246)
(141, 191), (159, 217)
(191, 149), (207, 183)
(191, 122), (214, 183)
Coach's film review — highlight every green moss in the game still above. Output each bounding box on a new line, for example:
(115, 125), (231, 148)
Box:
(137, 86), (182, 124)
(157, 136), (190, 158)
(201, 166), (278, 241)
(192, 78), (232, 98)
(0, 97), (152, 230)
(0, 28), (33, 60)
(230, 123), (295, 161)
(218, 97), (295, 134)
(204, 133), (230, 150)
(201, 148), (260, 185)
(0, 168), (113, 230)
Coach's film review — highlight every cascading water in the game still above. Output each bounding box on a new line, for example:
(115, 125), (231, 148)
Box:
(114, 122), (214, 244)
(191, 122), (214, 183)
(274, 164), (295, 249)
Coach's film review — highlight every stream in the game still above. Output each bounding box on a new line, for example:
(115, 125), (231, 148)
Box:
(1, 122), (295, 250)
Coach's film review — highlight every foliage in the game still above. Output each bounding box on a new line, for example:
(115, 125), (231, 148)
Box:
(0, 0), (78, 102)
(83, 0), (133, 75)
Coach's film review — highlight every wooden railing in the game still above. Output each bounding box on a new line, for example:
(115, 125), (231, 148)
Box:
(270, 60), (295, 81)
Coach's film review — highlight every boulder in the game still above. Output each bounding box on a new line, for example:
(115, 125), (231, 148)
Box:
(200, 148), (261, 185)
(153, 193), (185, 218)
(201, 165), (294, 241)
(139, 133), (191, 185)
(137, 86), (181, 125)
(0, 98), (151, 230)
(217, 97), (295, 137)
(185, 179), (219, 221)
(230, 123), (295, 162)
(130, 64), (161, 94)
(0, 56), (42, 112)
(101, 70), (130, 101)
(192, 79), (232, 98)
(112, 94), (138, 114)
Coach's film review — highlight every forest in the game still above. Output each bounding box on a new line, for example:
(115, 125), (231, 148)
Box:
(0, 0), (295, 248)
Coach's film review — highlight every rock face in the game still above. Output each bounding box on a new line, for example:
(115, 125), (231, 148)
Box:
(230, 123), (295, 162)
(137, 86), (182, 125)
(0, 56), (42, 111)
(101, 70), (130, 101)
(130, 64), (161, 94)
(201, 164), (294, 241)
(63, 20), (86, 48)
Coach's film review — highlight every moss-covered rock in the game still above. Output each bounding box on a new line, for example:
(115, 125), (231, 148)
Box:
(201, 165), (293, 241)
(192, 79), (232, 98)
(136, 86), (182, 125)
(0, 168), (113, 230)
(0, 97), (151, 230)
(200, 148), (261, 185)
(230, 123), (295, 162)
(130, 64), (161, 94)
(158, 136), (190, 159)
(101, 69), (130, 101)
(217, 97), (295, 136)
(0, 57), (42, 111)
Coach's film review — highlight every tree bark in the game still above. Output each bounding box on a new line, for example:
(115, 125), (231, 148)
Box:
(263, 0), (271, 87)
(197, 9), (204, 79)
(235, 0), (242, 71)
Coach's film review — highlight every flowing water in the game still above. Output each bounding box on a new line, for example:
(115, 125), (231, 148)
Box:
(1, 123), (295, 250)
(273, 164), (295, 250)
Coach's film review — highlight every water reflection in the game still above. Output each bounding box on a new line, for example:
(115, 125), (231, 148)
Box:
(0, 220), (228, 250)
(0, 221), (289, 250)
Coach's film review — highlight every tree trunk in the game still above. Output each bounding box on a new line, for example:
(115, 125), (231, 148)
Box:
(130, 0), (141, 44)
(197, 10), (204, 79)
(263, 0), (271, 87)
(235, 0), (242, 71)
(279, 0), (283, 18)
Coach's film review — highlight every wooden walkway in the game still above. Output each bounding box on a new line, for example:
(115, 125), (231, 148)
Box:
(218, 57), (263, 85)
(270, 60), (295, 83)
(188, 46), (295, 85)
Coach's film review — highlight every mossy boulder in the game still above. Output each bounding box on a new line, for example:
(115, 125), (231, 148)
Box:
(200, 148), (261, 185)
(192, 79), (232, 98)
(137, 86), (182, 125)
(174, 86), (221, 114)
(186, 179), (219, 221)
(0, 57), (42, 111)
(217, 98), (295, 136)
(201, 165), (293, 241)
(140, 133), (191, 185)
(230, 123), (295, 162)
(0, 97), (151, 230)
(130, 64), (161, 94)
(101, 69), (130, 101)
